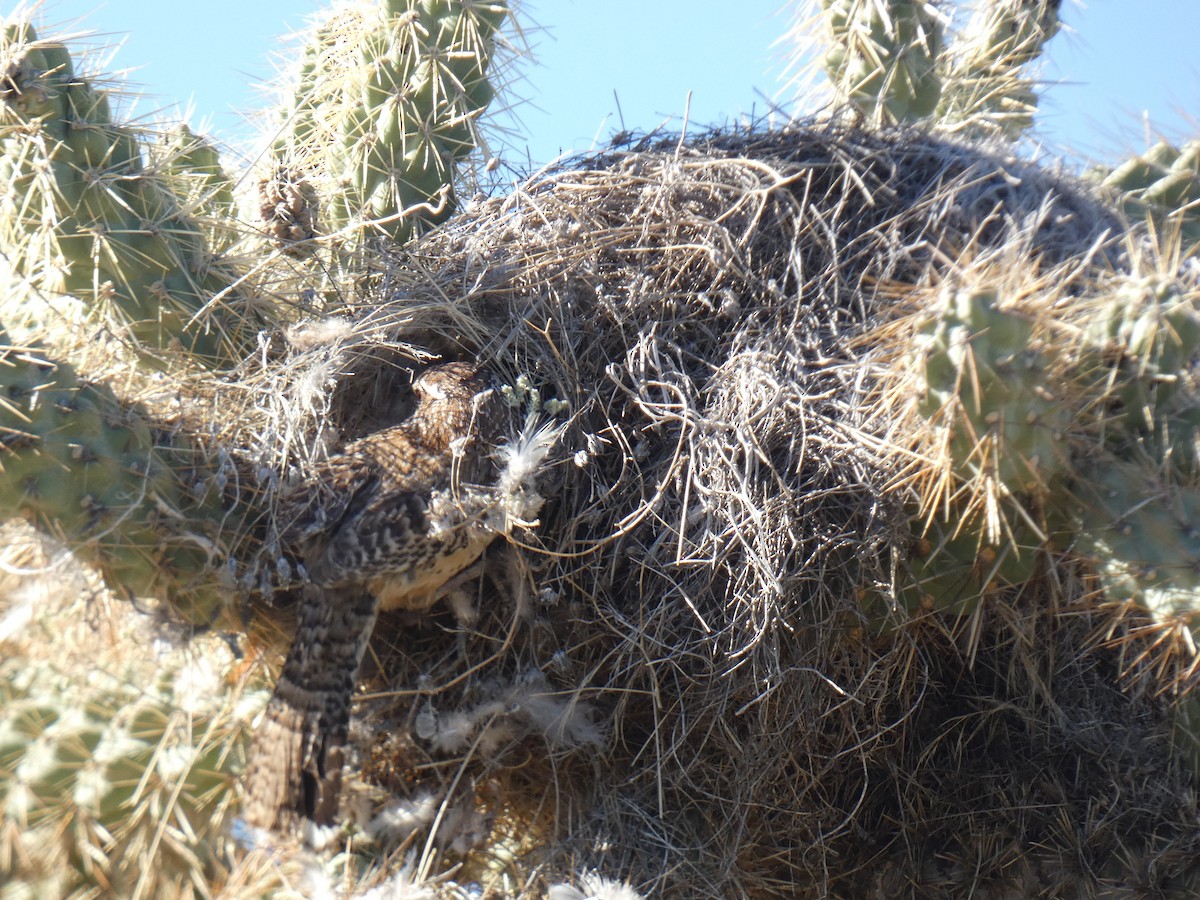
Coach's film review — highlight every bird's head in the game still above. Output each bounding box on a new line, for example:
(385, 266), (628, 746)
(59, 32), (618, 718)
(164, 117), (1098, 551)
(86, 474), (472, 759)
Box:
(410, 362), (503, 450)
(412, 361), (492, 405)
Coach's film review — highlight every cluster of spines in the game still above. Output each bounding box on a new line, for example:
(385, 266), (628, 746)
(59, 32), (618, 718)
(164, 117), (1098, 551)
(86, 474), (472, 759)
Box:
(935, 0), (1061, 137)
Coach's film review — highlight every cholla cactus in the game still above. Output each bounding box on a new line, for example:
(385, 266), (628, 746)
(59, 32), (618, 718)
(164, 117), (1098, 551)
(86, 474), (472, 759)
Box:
(1072, 274), (1200, 619)
(1096, 140), (1200, 249)
(0, 568), (267, 898)
(817, 0), (945, 126)
(161, 124), (239, 232)
(0, 660), (243, 895)
(0, 23), (260, 367)
(886, 286), (1066, 615)
(936, 0), (1061, 137)
(916, 286), (1071, 496)
(884, 259), (1200, 638)
(793, 0), (1063, 137)
(0, 331), (240, 624)
(265, 0), (512, 252)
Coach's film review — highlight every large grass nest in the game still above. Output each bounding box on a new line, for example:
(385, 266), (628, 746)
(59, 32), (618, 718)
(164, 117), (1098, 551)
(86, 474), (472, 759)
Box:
(234, 125), (1200, 896)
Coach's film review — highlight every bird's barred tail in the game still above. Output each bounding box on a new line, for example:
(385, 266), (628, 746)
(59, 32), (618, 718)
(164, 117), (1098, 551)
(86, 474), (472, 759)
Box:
(240, 587), (379, 829)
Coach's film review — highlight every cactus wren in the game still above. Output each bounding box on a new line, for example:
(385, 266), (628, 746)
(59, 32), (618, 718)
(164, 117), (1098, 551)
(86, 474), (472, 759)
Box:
(241, 361), (506, 830)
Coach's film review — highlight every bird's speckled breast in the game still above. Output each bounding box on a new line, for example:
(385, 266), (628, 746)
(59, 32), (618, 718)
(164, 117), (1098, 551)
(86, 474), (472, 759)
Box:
(367, 528), (491, 611)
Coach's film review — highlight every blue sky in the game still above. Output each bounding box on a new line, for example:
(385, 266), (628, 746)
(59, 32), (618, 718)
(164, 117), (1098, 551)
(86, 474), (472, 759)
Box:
(19, 1), (1200, 172)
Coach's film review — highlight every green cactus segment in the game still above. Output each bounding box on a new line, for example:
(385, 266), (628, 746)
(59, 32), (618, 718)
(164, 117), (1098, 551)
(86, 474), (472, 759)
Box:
(811, 0), (1062, 136)
(955, 0), (1061, 72)
(0, 668), (229, 829)
(1073, 459), (1200, 619)
(162, 124), (237, 223)
(891, 277), (1200, 621)
(819, 0), (944, 125)
(0, 23), (256, 365)
(938, 0), (1062, 138)
(0, 647), (259, 894)
(878, 285), (1073, 619)
(1072, 279), (1200, 615)
(271, 0), (509, 247)
(0, 335), (232, 623)
(1098, 139), (1200, 248)
(1084, 278), (1200, 468)
(917, 287), (1069, 493)
(157, 124), (246, 278)
(892, 523), (1044, 619)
